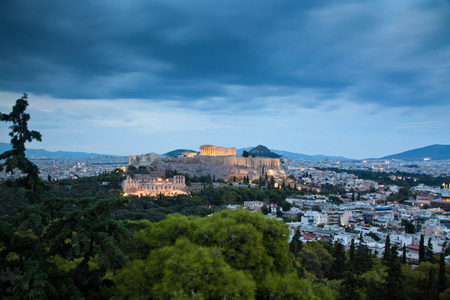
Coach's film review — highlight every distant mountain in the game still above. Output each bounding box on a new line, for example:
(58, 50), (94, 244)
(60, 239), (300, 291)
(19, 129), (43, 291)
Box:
(271, 150), (351, 161)
(236, 146), (351, 161)
(247, 145), (282, 158)
(0, 142), (117, 158)
(164, 149), (198, 157)
(381, 144), (450, 160)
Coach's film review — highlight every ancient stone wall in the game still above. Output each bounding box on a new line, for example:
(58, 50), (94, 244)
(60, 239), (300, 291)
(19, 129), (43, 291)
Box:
(159, 156), (280, 168)
(128, 155), (284, 182)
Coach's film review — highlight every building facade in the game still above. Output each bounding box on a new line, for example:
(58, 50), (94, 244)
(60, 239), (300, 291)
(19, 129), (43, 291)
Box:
(122, 175), (188, 197)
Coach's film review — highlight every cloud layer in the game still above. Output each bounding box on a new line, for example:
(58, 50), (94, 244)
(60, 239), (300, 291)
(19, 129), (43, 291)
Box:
(0, 1), (449, 158)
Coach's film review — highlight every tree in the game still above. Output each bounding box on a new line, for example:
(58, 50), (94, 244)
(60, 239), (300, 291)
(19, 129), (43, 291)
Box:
(383, 234), (391, 262)
(426, 237), (434, 263)
(276, 207), (283, 218)
(261, 204), (270, 215)
(340, 271), (364, 300)
(361, 260), (387, 300)
(382, 236), (404, 300)
(114, 238), (256, 299)
(327, 242), (347, 280)
(353, 243), (373, 274)
(113, 209), (310, 298)
(289, 229), (303, 255)
(0, 93), (45, 204)
(298, 241), (332, 279)
(0, 96), (131, 298)
(402, 245), (407, 264)
(402, 219), (416, 234)
(242, 150), (249, 157)
(349, 238), (355, 263)
(0, 94), (54, 298)
(439, 252), (447, 293)
(406, 262), (439, 300)
(419, 234), (425, 263)
(45, 197), (132, 298)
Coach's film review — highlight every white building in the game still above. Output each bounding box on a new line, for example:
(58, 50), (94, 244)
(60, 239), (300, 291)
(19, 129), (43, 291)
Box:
(301, 211), (328, 226)
(244, 201), (264, 211)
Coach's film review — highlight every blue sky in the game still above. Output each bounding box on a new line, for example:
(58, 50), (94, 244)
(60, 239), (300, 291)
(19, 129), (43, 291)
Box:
(0, 0), (449, 159)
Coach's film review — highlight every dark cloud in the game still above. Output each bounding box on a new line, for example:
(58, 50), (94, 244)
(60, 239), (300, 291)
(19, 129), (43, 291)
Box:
(0, 0), (449, 109)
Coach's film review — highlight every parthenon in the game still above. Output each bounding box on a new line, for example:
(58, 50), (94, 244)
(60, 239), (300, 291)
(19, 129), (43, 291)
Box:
(200, 145), (236, 156)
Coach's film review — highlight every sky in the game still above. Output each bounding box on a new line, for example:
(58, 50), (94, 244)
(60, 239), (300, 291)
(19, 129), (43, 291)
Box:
(0, 0), (449, 159)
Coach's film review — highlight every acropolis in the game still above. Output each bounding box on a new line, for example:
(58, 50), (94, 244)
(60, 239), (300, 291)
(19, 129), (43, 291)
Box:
(127, 144), (285, 184)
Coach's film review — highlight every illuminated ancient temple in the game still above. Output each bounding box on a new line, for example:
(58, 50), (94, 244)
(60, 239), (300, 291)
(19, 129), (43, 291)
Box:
(200, 145), (236, 156)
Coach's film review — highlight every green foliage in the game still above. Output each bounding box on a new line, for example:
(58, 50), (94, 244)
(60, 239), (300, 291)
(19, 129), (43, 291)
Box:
(260, 273), (317, 299)
(0, 185), (28, 223)
(353, 243), (373, 274)
(289, 229), (303, 255)
(114, 194), (210, 222)
(0, 196), (132, 299)
(402, 219), (416, 234)
(112, 209), (328, 298)
(115, 238), (255, 299)
(339, 271), (365, 300)
(322, 167), (450, 188)
(360, 259), (387, 300)
(402, 262), (439, 300)
(328, 242), (347, 280)
(297, 241), (333, 279)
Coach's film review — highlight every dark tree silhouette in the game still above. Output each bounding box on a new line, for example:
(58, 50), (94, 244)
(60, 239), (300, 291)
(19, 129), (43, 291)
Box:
(0, 93), (45, 203)
(419, 234), (425, 263)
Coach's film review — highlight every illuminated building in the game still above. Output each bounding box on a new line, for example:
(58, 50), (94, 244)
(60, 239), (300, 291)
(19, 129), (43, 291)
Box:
(430, 192), (450, 210)
(442, 192), (450, 202)
(200, 145), (236, 156)
(182, 152), (198, 158)
(122, 175), (188, 197)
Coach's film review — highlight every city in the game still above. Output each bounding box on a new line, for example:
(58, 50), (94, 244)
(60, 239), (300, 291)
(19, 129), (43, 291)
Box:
(1, 0), (450, 298)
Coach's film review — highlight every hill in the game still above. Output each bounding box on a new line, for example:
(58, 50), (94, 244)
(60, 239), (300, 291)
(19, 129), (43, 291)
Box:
(248, 145), (282, 158)
(381, 144), (450, 160)
(163, 149), (198, 157)
(236, 147), (351, 161)
(0, 142), (116, 158)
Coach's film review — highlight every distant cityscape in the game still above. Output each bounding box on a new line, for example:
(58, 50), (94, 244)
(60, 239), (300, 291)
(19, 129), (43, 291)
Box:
(1, 144), (450, 181)
(0, 156), (129, 181)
